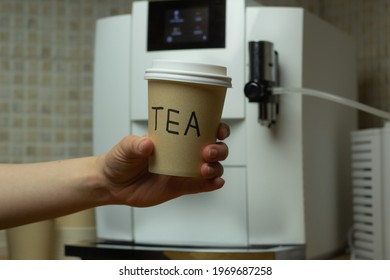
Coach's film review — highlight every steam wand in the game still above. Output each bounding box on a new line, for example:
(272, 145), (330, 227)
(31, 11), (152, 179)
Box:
(244, 41), (279, 127)
(244, 41), (390, 125)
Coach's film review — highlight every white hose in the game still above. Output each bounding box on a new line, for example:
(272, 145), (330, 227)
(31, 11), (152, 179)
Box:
(273, 87), (390, 121)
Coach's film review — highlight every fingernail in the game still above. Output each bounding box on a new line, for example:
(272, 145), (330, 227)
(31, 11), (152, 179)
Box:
(207, 166), (215, 176)
(138, 138), (149, 153)
(209, 148), (218, 160)
(222, 127), (228, 139)
(220, 124), (229, 139)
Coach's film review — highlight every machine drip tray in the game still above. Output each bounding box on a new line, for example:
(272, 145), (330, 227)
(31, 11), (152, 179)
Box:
(65, 240), (305, 260)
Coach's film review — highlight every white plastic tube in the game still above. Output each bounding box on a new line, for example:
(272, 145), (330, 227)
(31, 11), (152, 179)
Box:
(273, 87), (390, 121)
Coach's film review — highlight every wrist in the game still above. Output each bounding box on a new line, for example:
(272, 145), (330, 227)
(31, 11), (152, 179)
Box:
(87, 155), (116, 206)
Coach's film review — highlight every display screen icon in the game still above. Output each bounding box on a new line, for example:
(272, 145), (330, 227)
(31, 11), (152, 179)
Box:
(165, 7), (209, 44)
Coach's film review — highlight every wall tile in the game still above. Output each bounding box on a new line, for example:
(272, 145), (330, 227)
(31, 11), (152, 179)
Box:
(0, 0), (130, 163)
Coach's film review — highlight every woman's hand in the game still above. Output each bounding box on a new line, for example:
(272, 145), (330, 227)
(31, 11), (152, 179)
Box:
(99, 123), (230, 207)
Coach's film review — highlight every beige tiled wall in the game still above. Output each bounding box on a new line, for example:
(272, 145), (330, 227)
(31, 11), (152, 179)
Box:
(0, 0), (130, 164)
(0, 0), (131, 259)
(322, 0), (390, 128)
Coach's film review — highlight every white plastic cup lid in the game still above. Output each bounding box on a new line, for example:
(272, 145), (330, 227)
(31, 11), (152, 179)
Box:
(145, 59), (232, 88)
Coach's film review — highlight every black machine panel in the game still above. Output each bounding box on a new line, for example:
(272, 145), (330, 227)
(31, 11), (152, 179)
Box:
(147, 0), (226, 51)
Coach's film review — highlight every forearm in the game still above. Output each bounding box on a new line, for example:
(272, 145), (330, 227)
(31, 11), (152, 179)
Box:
(0, 157), (109, 229)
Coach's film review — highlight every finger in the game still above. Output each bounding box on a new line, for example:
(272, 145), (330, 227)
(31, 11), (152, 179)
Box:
(166, 174), (224, 200)
(200, 177), (225, 192)
(217, 122), (230, 140)
(200, 162), (224, 179)
(209, 177), (225, 189)
(202, 142), (229, 162)
(182, 176), (225, 195)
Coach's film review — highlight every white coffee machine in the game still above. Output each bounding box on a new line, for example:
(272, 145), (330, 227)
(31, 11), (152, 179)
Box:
(93, 0), (357, 259)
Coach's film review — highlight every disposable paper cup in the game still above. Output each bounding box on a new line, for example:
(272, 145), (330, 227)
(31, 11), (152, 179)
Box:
(145, 60), (232, 177)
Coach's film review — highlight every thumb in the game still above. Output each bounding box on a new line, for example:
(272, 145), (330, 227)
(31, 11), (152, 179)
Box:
(120, 136), (154, 159)
(136, 137), (154, 157)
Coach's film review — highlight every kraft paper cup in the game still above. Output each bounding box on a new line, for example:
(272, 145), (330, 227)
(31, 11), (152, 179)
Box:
(145, 60), (232, 177)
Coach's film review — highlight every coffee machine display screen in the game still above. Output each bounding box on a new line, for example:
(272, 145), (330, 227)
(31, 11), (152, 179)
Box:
(148, 0), (226, 51)
(164, 7), (209, 44)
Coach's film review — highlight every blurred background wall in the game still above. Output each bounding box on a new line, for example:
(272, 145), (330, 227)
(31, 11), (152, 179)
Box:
(0, 0), (131, 260)
(1, 0), (389, 259)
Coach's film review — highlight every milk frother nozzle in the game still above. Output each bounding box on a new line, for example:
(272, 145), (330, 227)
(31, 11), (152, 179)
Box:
(244, 41), (279, 127)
